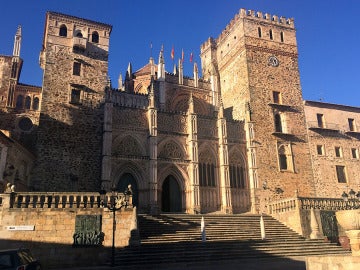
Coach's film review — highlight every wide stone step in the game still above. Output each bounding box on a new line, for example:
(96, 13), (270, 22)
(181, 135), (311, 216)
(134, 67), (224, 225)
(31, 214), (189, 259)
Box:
(113, 214), (350, 267)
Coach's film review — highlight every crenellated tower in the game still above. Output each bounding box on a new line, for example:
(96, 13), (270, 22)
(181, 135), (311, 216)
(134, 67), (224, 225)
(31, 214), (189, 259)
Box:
(33, 12), (112, 191)
(200, 8), (315, 212)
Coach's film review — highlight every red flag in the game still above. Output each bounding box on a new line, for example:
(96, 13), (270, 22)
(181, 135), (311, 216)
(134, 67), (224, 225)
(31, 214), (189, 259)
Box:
(181, 49), (184, 63)
(171, 45), (175, 60)
(190, 52), (193, 63)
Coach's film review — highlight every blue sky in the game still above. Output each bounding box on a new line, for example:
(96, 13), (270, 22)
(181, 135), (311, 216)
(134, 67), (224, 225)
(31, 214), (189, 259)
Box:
(0, 0), (359, 107)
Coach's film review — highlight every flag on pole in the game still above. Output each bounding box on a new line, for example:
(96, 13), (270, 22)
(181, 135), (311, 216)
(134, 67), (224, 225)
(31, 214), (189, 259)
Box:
(171, 45), (175, 60)
(181, 49), (184, 63)
(190, 52), (193, 63)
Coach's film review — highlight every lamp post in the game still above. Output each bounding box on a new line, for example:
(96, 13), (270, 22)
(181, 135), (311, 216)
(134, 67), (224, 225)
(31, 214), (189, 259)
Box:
(341, 189), (360, 209)
(100, 186), (131, 267)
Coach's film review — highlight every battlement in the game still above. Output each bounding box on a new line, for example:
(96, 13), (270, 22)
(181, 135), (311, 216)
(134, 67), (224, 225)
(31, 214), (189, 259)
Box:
(201, 8), (294, 49)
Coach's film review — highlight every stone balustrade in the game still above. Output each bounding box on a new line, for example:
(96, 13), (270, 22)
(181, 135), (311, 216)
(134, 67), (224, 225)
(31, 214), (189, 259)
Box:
(0, 192), (132, 209)
(268, 197), (298, 214)
(268, 196), (359, 214)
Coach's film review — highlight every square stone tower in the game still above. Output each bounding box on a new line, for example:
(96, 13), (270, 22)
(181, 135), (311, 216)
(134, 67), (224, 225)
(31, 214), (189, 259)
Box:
(32, 12), (112, 191)
(200, 9), (315, 211)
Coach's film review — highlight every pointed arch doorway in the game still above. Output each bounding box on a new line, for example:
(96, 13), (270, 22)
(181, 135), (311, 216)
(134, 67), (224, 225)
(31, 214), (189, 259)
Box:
(117, 173), (138, 207)
(161, 175), (182, 212)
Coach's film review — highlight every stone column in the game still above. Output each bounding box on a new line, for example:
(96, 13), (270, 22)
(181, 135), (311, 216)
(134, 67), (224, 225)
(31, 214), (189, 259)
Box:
(101, 92), (113, 191)
(187, 100), (200, 214)
(217, 105), (232, 214)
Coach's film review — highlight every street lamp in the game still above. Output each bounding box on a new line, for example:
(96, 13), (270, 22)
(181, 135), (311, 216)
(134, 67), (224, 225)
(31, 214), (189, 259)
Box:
(100, 185), (131, 267)
(341, 189), (360, 209)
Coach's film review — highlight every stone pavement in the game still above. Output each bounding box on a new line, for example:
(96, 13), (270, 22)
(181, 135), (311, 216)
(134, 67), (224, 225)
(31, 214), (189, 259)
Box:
(54, 256), (307, 270)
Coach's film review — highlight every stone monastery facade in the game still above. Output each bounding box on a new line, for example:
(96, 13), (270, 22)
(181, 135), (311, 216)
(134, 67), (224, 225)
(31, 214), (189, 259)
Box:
(0, 9), (359, 214)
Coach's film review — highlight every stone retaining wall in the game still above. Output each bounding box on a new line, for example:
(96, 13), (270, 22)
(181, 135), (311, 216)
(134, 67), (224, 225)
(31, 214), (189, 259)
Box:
(0, 193), (137, 269)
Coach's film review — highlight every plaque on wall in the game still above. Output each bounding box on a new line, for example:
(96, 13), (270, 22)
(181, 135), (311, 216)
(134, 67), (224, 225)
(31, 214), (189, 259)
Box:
(73, 215), (104, 247)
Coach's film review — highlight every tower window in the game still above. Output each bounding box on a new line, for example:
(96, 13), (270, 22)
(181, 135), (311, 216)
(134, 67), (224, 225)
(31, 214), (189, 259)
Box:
(59, 25), (67, 37)
(258, 27), (262, 38)
(272, 91), (281, 104)
(33, 97), (39, 110)
(280, 32), (284, 42)
(76, 32), (83, 38)
(25, 96), (31, 110)
(317, 145), (324, 155)
(15, 95), (24, 109)
(91, 31), (99, 43)
(269, 29), (273, 40)
(348, 118), (355, 131)
(70, 89), (81, 104)
(335, 146), (342, 158)
(317, 113), (325, 128)
(336, 165), (347, 183)
(73, 62), (81, 76)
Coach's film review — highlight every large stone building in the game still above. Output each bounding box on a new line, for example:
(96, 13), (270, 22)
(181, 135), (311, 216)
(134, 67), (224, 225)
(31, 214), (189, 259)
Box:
(0, 9), (359, 214)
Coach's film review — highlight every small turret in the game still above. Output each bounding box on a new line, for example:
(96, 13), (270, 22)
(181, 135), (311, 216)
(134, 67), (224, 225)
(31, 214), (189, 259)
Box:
(13, 25), (22, 57)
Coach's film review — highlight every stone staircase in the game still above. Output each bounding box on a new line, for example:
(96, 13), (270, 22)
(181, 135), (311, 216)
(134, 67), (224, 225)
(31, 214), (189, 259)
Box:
(114, 214), (349, 268)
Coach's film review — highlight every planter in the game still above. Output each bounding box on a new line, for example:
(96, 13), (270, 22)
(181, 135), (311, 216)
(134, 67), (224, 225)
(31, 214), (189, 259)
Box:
(336, 209), (360, 256)
(336, 209), (360, 230)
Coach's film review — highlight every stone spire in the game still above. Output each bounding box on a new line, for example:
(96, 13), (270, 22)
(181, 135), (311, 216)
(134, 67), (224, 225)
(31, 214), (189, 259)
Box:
(157, 46), (165, 79)
(118, 73), (124, 90)
(193, 62), (199, 88)
(178, 59), (183, 85)
(148, 76), (155, 108)
(13, 25), (22, 57)
(149, 57), (155, 77)
(126, 62), (133, 80)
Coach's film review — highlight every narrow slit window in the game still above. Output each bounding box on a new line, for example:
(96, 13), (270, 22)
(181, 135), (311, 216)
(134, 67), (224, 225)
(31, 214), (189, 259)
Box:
(317, 113), (324, 128)
(269, 29), (273, 40)
(317, 145), (324, 155)
(280, 32), (284, 42)
(258, 27), (262, 38)
(273, 91), (281, 104)
(348, 118), (355, 131)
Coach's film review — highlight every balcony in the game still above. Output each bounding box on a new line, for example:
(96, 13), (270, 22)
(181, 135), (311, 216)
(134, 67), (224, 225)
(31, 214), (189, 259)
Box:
(307, 121), (340, 132)
(72, 37), (87, 52)
(344, 124), (360, 135)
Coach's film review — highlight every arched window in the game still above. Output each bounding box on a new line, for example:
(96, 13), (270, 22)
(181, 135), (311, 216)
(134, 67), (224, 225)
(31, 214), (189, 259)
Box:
(199, 162), (216, 187)
(32, 97), (39, 110)
(274, 113), (282, 132)
(16, 95), (24, 109)
(59, 25), (67, 37)
(25, 96), (31, 109)
(269, 29), (273, 40)
(278, 144), (294, 171)
(258, 27), (262, 38)
(76, 31), (83, 38)
(91, 31), (99, 43)
(230, 165), (245, 188)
